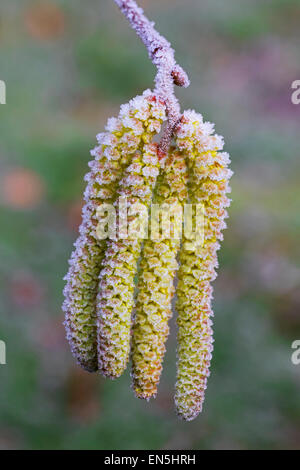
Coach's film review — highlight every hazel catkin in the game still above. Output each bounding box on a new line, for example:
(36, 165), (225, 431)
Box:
(174, 110), (232, 420)
(96, 143), (163, 378)
(131, 148), (188, 399)
(63, 90), (166, 372)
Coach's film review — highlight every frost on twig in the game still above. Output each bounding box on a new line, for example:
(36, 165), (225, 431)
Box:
(113, 0), (190, 153)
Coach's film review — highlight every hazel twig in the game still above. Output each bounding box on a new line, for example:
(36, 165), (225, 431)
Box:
(113, 0), (190, 153)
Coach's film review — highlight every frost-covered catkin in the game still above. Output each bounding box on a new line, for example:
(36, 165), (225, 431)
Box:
(97, 143), (163, 379)
(63, 90), (166, 372)
(131, 149), (188, 399)
(174, 110), (233, 420)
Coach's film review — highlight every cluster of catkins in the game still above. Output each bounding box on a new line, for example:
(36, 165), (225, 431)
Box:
(63, 89), (232, 421)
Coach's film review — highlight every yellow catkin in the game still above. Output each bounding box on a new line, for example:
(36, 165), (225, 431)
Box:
(97, 143), (162, 379)
(63, 90), (166, 372)
(131, 149), (188, 399)
(174, 110), (232, 420)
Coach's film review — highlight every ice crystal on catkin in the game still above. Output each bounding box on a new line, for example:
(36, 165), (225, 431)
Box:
(131, 149), (188, 399)
(97, 143), (163, 379)
(174, 111), (233, 420)
(63, 90), (166, 372)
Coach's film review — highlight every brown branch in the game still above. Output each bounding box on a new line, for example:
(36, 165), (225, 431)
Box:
(113, 0), (190, 154)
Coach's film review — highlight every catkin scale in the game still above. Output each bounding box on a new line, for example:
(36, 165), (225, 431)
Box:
(63, 90), (166, 372)
(174, 110), (232, 420)
(97, 143), (163, 379)
(131, 149), (188, 399)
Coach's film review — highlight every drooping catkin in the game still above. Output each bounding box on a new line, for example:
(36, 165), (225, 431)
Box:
(97, 143), (163, 379)
(131, 149), (188, 399)
(174, 110), (233, 420)
(63, 90), (166, 372)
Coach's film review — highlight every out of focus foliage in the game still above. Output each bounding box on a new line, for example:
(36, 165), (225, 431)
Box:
(0, 0), (299, 450)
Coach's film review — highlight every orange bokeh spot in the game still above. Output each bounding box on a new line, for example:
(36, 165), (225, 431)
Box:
(24, 1), (65, 41)
(2, 168), (45, 209)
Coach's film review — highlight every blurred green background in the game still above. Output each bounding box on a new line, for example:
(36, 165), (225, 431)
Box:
(0, 0), (300, 450)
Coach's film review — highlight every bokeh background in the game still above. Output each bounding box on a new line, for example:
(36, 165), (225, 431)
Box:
(0, 0), (299, 450)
